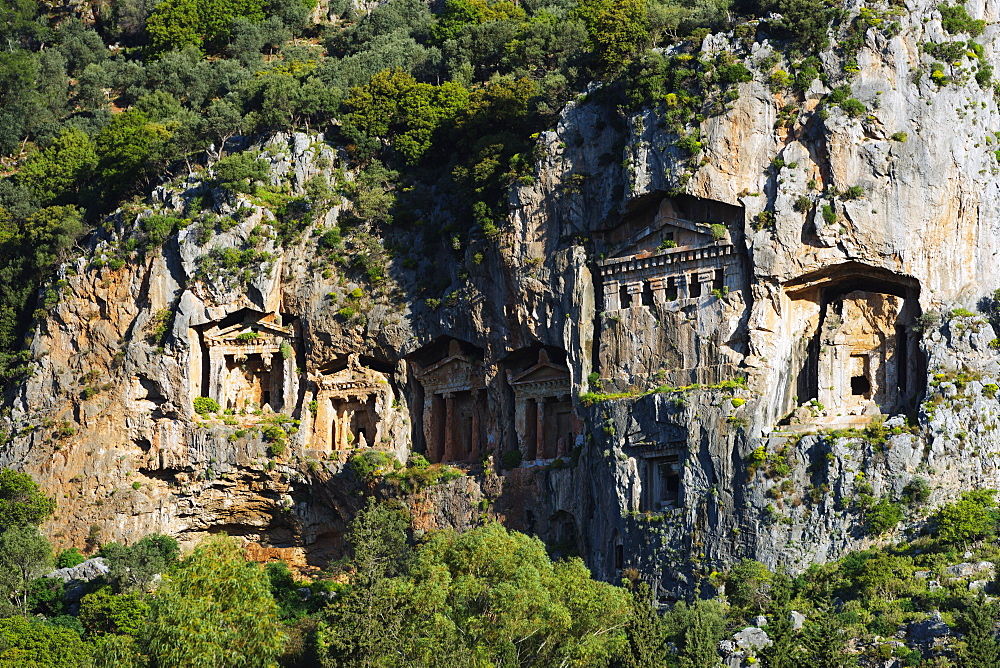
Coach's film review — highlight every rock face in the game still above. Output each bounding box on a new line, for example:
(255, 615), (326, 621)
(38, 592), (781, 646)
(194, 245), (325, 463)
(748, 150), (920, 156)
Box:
(4, 0), (1000, 593)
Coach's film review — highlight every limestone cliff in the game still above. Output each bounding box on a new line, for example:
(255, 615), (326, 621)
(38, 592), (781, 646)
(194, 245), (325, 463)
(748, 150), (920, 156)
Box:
(4, 0), (1000, 594)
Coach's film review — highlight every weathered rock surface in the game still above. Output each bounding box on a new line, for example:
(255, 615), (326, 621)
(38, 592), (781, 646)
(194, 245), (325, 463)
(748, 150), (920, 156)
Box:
(908, 612), (950, 642)
(45, 558), (109, 583)
(2, 0), (1000, 595)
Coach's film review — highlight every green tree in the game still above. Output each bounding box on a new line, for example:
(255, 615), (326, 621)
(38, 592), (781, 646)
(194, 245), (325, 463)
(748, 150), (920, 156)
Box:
(802, 611), (855, 668)
(406, 523), (631, 666)
(145, 0), (202, 53)
(79, 586), (151, 636)
(16, 128), (97, 206)
(676, 598), (725, 668)
(94, 109), (174, 201)
(727, 559), (773, 613)
(959, 593), (1000, 668)
(760, 577), (800, 668)
(343, 69), (470, 166)
(0, 468), (56, 530)
(0, 615), (92, 668)
(55, 546), (86, 568)
(621, 579), (667, 668)
(198, 0), (266, 53)
(0, 524), (53, 613)
(214, 151), (270, 194)
(23, 206), (85, 268)
(317, 499), (413, 668)
(90, 634), (144, 668)
(935, 490), (998, 545)
(431, 0), (527, 43)
(103, 533), (179, 593)
(142, 535), (286, 668)
(575, 0), (649, 71)
(772, 0), (835, 53)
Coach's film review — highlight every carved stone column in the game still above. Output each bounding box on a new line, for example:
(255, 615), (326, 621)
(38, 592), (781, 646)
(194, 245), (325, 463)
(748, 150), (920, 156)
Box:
(469, 391), (481, 461)
(443, 393), (456, 462)
(648, 277), (669, 304)
(535, 398), (546, 459)
(675, 275), (689, 301)
(208, 346), (223, 403)
(422, 394), (436, 462)
(698, 271), (714, 296)
(604, 280), (621, 312)
(625, 282), (644, 307)
(314, 395), (332, 450)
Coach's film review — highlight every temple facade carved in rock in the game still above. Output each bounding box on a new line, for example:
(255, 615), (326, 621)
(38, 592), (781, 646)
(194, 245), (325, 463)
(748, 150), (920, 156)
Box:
(410, 340), (488, 464)
(198, 311), (299, 413)
(596, 197), (742, 313)
(308, 354), (392, 451)
(781, 263), (925, 424)
(506, 350), (580, 462)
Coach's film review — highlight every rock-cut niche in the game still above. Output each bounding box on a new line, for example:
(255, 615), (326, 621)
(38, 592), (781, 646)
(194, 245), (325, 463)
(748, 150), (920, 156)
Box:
(783, 263), (925, 418)
(193, 309), (299, 414)
(308, 354), (394, 452)
(408, 338), (488, 464)
(504, 348), (581, 463)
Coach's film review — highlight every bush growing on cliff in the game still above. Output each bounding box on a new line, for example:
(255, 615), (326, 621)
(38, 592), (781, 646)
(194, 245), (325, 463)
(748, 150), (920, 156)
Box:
(55, 547), (86, 569)
(865, 498), (903, 535)
(938, 3), (986, 37)
(727, 558), (773, 612)
(192, 396), (220, 416)
(934, 489), (999, 545)
(348, 449), (398, 482)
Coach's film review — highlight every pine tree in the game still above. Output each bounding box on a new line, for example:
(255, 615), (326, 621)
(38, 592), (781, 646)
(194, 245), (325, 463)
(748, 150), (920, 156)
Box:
(622, 580), (668, 668)
(760, 575), (800, 668)
(678, 602), (722, 668)
(960, 593), (1000, 668)
(803, 611), (856, 668)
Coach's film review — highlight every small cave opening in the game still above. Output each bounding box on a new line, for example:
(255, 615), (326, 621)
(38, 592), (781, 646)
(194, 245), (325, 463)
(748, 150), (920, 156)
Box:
(851, 375), (871, 396)
(689, 276), (702, 299)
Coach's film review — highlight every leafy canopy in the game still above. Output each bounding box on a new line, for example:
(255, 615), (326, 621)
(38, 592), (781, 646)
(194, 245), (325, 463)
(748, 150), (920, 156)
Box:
(0, 468), (56, 530)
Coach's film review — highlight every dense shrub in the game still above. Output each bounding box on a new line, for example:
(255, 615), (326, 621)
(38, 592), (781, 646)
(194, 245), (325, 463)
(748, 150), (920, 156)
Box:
(192, 396), (220, 415)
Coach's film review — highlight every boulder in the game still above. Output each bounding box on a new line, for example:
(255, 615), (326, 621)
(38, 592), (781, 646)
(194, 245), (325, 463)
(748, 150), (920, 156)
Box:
(45, 557), (109, 583)
(944, 561), (993, 578)
(908, 612), (950, 642)
(733, 627), (772, 651)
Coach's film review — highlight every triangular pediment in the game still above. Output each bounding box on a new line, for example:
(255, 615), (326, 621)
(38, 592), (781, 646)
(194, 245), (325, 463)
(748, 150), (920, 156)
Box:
(511, 364), (569, 386)
(419, 354), (480, 379)
(207, 317), (292, 342)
